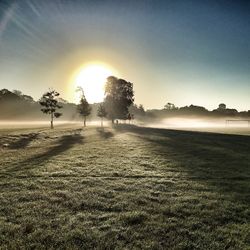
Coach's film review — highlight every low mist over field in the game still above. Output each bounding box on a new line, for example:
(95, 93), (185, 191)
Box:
(1, 88), (250, 132)
(142, 117), (250, 135)
(1, 117), (250, 137)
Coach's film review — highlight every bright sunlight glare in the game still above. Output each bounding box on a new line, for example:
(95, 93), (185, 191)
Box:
(74, 63), (115, 104)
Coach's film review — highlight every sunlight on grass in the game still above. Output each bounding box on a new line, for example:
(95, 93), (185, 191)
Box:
(0, 125), (249, 248)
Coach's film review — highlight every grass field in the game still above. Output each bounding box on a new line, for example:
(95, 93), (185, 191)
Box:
(0, 124), (249, 249)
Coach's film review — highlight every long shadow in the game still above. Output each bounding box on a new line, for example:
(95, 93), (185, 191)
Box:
(8, 133), (84, 173)
(96, 127), (114, 139)
(8, 133), (39, 149)
(115, 125), (250, 203)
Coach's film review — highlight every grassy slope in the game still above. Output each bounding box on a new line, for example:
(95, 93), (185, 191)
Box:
(0, 124), (249, 249)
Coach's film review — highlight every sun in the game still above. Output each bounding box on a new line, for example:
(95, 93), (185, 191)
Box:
(74, 63), (114, 104)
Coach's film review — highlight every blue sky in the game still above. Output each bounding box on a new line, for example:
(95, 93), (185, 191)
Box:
(0, 0), (249, 110)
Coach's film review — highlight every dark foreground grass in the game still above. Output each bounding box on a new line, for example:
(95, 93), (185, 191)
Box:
(0, 124), (249, 249)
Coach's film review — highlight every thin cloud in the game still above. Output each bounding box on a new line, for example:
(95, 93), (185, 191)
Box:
(0, 2), (18, 41)
(26, 0), (41, 17)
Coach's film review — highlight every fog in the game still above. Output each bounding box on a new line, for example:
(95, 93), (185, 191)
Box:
(139, 117), (250, 136)
(0, 120), (110, 129)
(0, 117), (250, 136)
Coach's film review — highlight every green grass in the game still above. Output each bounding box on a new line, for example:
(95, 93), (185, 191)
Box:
(0, 124), (249, 249)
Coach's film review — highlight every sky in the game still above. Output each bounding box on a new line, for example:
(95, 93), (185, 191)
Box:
(0, 0), (250, 110)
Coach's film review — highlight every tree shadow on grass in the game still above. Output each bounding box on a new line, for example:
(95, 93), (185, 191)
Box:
(5, 133), (39, 149)
(115, 125), (250, 203)
(96, 128), (114, 139)
(8, 133), (84, 173)
(0, 133), (39, 150)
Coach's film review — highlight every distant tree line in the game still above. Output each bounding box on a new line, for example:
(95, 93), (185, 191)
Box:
(0, 88), (77, 121)
(146, 102), (250, 120)
(0, 76), (135, 128)
(1, 83), (250, 128)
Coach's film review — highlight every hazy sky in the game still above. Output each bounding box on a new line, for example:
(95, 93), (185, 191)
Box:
(0, 0), (250, 110)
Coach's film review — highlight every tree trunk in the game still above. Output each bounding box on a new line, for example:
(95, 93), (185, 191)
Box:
(51, 113), (54, 129)
(84, 117), (86, 127)
(101, 117), (103, 127)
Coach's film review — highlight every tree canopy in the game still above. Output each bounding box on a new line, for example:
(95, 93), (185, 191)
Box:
(77, 88), (91, 127)
(39, 90), (62, 129)
(104, 76), (134, 123)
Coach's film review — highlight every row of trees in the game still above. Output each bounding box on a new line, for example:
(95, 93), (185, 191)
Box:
(39, 76), (134, 129)
(162, 102), (241, 116)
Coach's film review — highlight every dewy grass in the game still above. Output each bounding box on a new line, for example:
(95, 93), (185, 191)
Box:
(0, 125), (249, 249)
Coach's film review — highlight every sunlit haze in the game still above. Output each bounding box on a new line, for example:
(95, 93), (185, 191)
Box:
(73, 63), (116, 103)
(0, 1), (250, 248)
(0, 1), (250, 110)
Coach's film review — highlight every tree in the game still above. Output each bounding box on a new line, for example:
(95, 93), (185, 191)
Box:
(164, 102), (176, 110)
(129, 104), (145, 119)
(13, 90), (22, 96)
(138, 104), (145, 113)
(97, 103), (107, 127)
(127, 113), (132, 124)
(39, 90), (62, 129)
(22, 94), (34, 103)
(77, 89), (91, 127)
(104, 76), (134, 123)
(218, 103), (226, 110)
